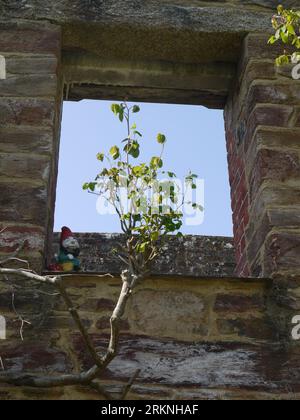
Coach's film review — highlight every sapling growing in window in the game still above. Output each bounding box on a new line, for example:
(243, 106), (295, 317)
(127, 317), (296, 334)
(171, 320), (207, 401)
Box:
(83, 102), (202, 283)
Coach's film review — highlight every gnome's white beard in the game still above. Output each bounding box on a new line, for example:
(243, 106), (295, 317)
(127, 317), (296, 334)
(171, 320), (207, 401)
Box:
(62, 237), (80, 254)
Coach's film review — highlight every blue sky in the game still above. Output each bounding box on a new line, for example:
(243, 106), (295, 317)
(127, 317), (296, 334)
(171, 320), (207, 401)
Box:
(54, 100), (233, 237)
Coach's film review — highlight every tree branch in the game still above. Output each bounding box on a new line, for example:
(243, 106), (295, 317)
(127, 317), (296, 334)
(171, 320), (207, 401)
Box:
(0, 266), (142, 392)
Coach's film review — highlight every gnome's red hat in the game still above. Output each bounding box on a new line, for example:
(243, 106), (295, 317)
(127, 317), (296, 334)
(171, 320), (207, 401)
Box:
(60, 226), (73, 244)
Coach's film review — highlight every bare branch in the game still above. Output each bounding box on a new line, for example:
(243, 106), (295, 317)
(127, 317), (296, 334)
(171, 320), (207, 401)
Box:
(89, 381), (116, 400)
(121, 369), (140, 400)
(55, 277), (104, 368)
(0, 266), (142, 389)
(0, 268), (58, 285)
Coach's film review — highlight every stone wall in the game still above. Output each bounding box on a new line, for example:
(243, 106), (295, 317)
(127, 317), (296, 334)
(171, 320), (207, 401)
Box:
(50, 233), (236, 278)
(1, 0), (300, 401)
(225, 34), (300, 278)
(0, 20), (62, 271)
(2, 273), (299, 401)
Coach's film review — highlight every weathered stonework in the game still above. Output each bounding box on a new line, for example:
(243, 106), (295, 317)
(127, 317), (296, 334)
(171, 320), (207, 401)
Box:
(1, 274), (296, 401)
(1, 0), (300, 400)
(51, 233), (236, 277)
(0, 20), (62, 271)
(225, 34), (300, 278)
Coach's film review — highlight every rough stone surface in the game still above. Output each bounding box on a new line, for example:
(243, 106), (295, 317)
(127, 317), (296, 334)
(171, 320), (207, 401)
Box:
(225, 34), (300, 278)
(1, 274), (299, 400)
(0, 20), (62, 271)
(50, 233), (236, 278)
(0, 1), (282, 107)
(1, 0), (300, 401)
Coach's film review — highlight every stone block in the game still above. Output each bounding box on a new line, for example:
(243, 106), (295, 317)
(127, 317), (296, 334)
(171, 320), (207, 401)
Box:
(0, 182), (48, 226)
(0, 153), (51, 182)
(0, 21), (61, 55)
(0, 99), (55, 127)
(0, 74), (57, 97)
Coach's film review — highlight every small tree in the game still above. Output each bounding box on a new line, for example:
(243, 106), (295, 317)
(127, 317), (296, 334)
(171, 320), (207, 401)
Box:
(268, 4), (300, 65)
(83, 102), (201, 284)
(0, 103), (201, 398)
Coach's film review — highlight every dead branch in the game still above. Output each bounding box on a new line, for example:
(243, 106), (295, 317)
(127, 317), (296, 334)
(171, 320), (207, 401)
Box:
(0, 265), (141, 392)
(121, 369), (141, 400)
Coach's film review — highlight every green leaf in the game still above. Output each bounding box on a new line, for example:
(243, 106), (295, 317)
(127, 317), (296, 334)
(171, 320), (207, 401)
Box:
(111, 104), (120, 115)
(280, 30), (289, 43)
(268, 35), (277, 45)
(157, 133), (167, 144)
(109, 146), (120, 160)
(150, 157), (163, 169)
(124, 141), (140, 158)
(151, 231), (159, 242)
(132, 105), (140, 113)
(287, 24), (296, 36)
(96, 153), (104, 162)
(276, 54), (290, 66)
(277, 5), (284, 14)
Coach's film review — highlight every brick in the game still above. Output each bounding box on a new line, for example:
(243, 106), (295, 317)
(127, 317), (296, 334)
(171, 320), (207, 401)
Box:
(248, 149), (300, 200)
(253, 127), (300, 153)
(243, 105), (294, 153)
(264, 230), (300, 276)
(0, 98), (55, 127)
(250, 185), (300, 223)
(247, 82), (300, 114)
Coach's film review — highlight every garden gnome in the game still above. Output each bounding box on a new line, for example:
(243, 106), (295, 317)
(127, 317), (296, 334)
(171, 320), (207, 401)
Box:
(56, 226), (81, 272)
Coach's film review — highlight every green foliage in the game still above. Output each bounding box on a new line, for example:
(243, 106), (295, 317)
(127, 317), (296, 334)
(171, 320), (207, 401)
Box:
(83, 102), (202, 273)
(268, 5), (300, 65)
